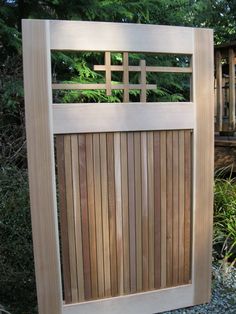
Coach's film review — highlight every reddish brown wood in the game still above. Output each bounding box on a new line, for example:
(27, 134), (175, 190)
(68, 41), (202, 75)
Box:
(127, 132), (136, 293)
(153, 132), (161, 289)
(106, 133), (118, 296)
(78, 134), (92, 299)
(56, 135), (72, 303)
(166, 131), (173, 287)
(85, 134), (98, 298)
(184, 131), (192, 283)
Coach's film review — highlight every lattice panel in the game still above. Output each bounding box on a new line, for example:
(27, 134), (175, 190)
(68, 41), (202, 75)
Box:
(52, 52), (192, 103)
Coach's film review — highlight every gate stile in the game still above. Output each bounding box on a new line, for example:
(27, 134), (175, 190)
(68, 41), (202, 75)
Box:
(22, 20), (214, 314)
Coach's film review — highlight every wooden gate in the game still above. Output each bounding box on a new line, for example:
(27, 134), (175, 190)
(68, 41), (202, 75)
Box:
(23, 20), (214, 314)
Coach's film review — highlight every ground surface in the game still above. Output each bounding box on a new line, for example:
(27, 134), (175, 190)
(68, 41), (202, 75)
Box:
(165, 263), (236, 314)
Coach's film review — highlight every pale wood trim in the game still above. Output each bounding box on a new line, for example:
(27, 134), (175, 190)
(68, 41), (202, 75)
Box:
(122, 53), (129, 102)
(22, 19), (63, 313)
(50, 20), (194, 54)
(52, 102), (194, 134)
(94, 65), (192, 73)
(62, 285), (194, 314)
(192, 28), (214, 304)
(52, 83), (156, 90)
(229, 48), (235, 130)
(215, 51), (223, 131)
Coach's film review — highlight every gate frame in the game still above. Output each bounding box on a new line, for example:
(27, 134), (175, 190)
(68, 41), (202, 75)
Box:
(22, 19), (214, 314)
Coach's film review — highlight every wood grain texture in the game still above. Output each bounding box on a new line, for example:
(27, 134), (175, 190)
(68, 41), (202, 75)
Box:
(57, 130), (192, 302)
(50, 20), (194, 54)
(153, 132), (161, 289)
(71, 135), (84, 301)
(193, 28), (214, 304)
(107, 133), (118, 296)
(100, 134), (111, 297)
(56, 136), (71, 303)
(53, 102), (194, 134)
(85, 134), (98, 299)
(78, 135), (92, 300)
(22, 19), (63, 314)
(93, 134), (105, 298)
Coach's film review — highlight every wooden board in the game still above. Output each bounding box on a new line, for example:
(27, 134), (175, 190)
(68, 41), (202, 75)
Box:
(56, 130), (192, 302)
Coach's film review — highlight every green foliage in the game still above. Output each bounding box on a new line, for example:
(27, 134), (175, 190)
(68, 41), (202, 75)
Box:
(0, 167), (37, 314)
(214, 169), (236, 265)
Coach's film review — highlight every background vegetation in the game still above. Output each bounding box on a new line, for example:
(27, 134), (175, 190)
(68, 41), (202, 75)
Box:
(1, 1), (236, 313)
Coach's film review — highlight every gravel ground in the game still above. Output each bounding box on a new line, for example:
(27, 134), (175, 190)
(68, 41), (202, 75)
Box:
(0, 264), (235, 314)
(165, 263), (236, 314)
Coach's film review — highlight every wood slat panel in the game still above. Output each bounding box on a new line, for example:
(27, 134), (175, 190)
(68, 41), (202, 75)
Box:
(166, 131), (173, 287)
(107, 133), (118, 296)
(178, 131), (185, 284)
(100, 134), (111, 297)
(56, 136), (71, 303)
(93, 134), (105, 298)
(172, 131), (179, 286)
(141, 132), (149, 290)
(160, 131), (167, 288)
(127, 133), (136, 293)
(147, 132), (155, 289)
(71, 135), (84, 301)
(56, 130), (192, 303)
(134, 132), (142, 292)
(153, 132), (161, 289)
(184, 131), (192, 283)
(64, 135), (78, 303)
(85, 134), (98, 298)
(114, 133), (124, 295)
(120, 133), (130, 294)
(78, 134), (92, 300)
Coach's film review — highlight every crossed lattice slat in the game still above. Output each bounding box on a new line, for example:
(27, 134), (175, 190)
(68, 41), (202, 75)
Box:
(52, 52), (192, 102)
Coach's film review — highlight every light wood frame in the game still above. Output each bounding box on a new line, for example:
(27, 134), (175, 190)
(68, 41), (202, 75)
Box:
(22, 19), (214, 314)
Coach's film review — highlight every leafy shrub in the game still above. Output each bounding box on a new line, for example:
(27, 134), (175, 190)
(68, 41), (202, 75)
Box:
(214, 168), (236, 265)
(0, 167), (37, 314)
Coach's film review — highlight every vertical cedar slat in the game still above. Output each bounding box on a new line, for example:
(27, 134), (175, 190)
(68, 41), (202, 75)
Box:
(64, 135), (78, 303)
(184, 131), (191, 283)
(178, 131), (185, 284)
(71, 135), (84, 302)
(229, 48), (235, 131)
(166, 131), (173, 287)
(127, 133), (136, 293)
(147, 132), (155, 290)
(172, 131), (179, 286)
(78, 134), (91, 299)
(120, 133), (130, 294)
(114, 133), (124, 295)
(134, 132), (142, 292)
(56, 136), (72, 303)
(141, 132), (149, 290)
(85, 134), (98, 298)
(100, 134), (111, 297)
(153, 132), (161, 289)
(160, 131), (167, 288)
(107, 133), (118, 296)
(93, 134), (105, 298)
(123, 53), (129, 102)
